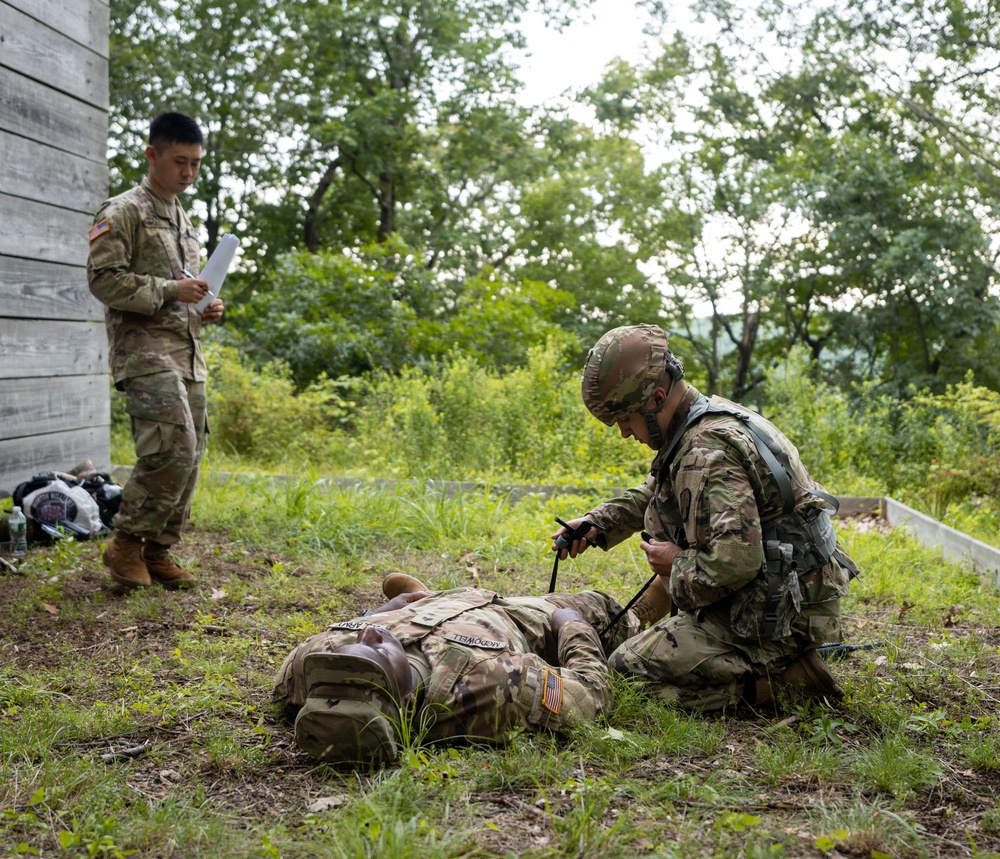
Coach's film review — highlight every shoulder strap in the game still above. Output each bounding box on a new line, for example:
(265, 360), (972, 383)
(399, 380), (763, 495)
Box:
(657, 397), (837, 516)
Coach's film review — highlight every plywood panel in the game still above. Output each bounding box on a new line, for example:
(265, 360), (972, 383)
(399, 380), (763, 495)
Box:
(0, 2), (108, 108)
(2, 0), (108, 58)
(0, 375), (109, 439)
(0, 318), (107, 379)
(0, 129), (106, 213)
(0, 427), (111, 497)
(0, 65), (106, 160)
(0, 257), (102, 322)
(0, 193), (91, 266)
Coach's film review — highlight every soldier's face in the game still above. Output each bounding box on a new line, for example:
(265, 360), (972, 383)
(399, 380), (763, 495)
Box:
(145, 141), (203, 201)
(333, 625), (414, 700)
(616, 409), (654, 447)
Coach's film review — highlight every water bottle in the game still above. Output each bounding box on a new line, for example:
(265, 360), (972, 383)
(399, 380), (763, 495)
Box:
(8, 506), (27, 557)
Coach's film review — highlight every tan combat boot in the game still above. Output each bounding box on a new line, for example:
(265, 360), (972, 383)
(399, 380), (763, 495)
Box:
(382, 573), (427, 599)
(103, 531), (152, 588)
(748, 649), (844, 708)
(630, 576), (673, 629)
(143, 542), (196, 589)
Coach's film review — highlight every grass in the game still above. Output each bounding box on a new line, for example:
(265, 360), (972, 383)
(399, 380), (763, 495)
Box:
(3, 471), (1000, 858)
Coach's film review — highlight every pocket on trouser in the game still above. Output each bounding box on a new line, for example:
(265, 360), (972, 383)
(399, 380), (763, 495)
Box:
(124, 373), (190, 424)
(807, 605), (842, 647)
(132, 418), (178, 458)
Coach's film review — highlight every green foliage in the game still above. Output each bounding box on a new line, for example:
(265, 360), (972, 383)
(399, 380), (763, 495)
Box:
(348, 338), (646, 485)
(226, 243), (586, 387)
(203, 344), (354, 465)
(111, 334), (1000, 549)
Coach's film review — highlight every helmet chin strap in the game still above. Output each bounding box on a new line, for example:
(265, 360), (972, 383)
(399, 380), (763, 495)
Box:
(638, 377), (676, 449)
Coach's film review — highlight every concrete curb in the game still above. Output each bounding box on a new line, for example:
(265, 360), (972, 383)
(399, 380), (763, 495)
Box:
(884, 498), (1000, 585)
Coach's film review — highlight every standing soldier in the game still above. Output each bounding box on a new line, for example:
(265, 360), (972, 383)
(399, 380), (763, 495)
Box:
(273, 573), (672, 764)
(88, 112), (225, 589)
(553, 324), (860, 711)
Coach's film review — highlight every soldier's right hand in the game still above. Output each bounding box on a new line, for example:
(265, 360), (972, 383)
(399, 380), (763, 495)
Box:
(175, 277), (210, 303)
(550, 518), (600, 560)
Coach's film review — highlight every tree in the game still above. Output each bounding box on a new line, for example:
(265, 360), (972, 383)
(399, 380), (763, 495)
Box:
(592, 4), (1000, 396)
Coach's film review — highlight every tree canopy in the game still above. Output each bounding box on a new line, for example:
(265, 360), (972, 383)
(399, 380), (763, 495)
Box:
(108, 0), (1000, 396)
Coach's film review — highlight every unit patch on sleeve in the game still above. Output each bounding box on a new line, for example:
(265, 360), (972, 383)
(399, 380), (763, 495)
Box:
(88, 220), (111, 241)
(542, 669), (563, 714)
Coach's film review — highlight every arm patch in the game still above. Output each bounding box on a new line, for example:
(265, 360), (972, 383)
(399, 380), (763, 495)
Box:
(542, 669), (563, 714)
(88, 220), (111, 241)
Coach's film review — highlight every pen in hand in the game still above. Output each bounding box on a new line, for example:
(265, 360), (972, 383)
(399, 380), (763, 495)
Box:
(181, 268), (215, 302)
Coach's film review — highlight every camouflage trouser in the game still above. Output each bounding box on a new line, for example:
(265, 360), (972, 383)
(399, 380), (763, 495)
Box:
(609, 599), (841, 712)
(114, 371), (207, 546)
(497, 591), (643, 663)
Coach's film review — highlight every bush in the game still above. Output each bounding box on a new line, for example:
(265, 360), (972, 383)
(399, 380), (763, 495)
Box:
(108, 338), (1000, 545)
(204, 344), (355, 465)
(348, 338), (648, 486)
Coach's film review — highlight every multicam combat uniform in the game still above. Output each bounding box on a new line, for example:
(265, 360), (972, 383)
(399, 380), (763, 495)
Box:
(87, 177), (207, 546)
(275, 588), (641, 745)
(587, 385), (855, 711)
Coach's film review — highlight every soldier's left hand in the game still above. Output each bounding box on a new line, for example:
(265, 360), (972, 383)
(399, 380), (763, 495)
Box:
(202, 298), (225, 323)
(640, 537), (682, 577)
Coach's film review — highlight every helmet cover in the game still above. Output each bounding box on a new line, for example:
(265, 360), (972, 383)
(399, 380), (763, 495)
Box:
(581, 324), (675, 425)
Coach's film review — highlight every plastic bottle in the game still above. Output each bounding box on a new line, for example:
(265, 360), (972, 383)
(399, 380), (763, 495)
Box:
(8, 506), (27, 557)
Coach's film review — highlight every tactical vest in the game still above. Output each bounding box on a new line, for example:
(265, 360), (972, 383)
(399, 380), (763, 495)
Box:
(656, 396), (857, 639)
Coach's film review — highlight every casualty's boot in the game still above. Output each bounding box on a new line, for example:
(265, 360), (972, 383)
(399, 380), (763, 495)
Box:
(143, 541), (196, 589)
(747, 649), (844, 709)
(103, 531), (152, 588)
(629, 575), (673, 629)
(382, 573), (427, 599)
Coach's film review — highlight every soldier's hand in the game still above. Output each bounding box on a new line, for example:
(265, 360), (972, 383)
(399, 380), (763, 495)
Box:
(551, 518), (600, 560)
(640, 536), (682, 577)
(201, 298), (225, 323)
(549, 607), (586, 634)
(376, 591), (432, 613)
(175, 277), (210, 303)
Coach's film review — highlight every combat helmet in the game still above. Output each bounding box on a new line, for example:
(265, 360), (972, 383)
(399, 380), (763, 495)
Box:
(581, 324), (684, 448)
(293, 652), (403, 766)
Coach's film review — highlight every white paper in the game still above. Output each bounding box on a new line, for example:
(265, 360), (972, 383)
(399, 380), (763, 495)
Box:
(194, 233), (239, 313)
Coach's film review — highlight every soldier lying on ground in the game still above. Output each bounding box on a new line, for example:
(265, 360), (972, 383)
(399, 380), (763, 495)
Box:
(272, 572), (672, 765)
(553, 324), (861, 712)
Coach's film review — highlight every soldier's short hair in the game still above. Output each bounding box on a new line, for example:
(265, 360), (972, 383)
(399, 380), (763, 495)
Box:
(149, 112), (204, 150)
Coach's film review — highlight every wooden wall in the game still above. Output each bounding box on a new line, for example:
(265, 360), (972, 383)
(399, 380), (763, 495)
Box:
(0, 0), (110, 496)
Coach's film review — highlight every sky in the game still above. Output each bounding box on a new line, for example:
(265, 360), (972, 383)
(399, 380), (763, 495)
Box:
(515, 0), (658, 108)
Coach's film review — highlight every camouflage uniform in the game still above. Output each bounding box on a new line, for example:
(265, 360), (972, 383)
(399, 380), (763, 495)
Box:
(587, 385), (854, 711)
(274, 588), (641, 747)
(87, 177), (206, 545)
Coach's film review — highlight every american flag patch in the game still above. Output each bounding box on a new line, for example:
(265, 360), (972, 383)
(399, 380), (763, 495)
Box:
(88, 220), (110, 241)
(542, 669), (563, 715)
